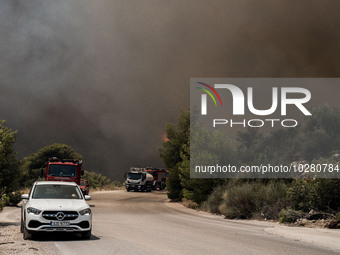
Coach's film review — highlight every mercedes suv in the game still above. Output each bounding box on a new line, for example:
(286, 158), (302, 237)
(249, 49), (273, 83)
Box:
(21, 181), (92, 240)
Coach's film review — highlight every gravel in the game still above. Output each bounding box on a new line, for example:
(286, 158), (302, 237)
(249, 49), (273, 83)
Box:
(0, 206), (60, 255)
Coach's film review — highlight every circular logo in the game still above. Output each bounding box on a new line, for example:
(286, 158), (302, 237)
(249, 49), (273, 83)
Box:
(56, 212), (65, 221)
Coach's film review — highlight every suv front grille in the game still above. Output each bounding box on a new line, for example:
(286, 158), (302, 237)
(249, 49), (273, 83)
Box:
(42, 211), (78, 220)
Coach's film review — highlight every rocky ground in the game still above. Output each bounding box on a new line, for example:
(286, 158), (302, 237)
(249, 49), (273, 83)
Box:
(0, 206), (60, 255)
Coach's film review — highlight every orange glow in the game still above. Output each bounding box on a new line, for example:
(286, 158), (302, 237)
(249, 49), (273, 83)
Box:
(163, 133), (170, 142)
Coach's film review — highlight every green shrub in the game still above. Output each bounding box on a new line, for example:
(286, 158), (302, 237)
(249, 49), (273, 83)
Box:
(219, 181), (287, 219)
(257, 182), (288, 220)
(259, 199), (287, 220)
(0, 194), (9, 212)
(83, 170), (120, 190)
(182, 198), (199, 209)
(8, 191), (23, 206)
(258, 182), (288, 218)
(286, 179), (316, 212)
(219, 182), (259, 219)
(279, 208), (304, 223)
(287, 178), (340, 212)
(166, 167), (183, 201)
(206, 185), (226, 214)
(334, 212), (340, 220)
(312, 179), (340, 212)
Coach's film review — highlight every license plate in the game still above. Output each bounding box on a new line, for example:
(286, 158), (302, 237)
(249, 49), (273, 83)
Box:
(50, 221), (70, 226)
(131, 185), (135, 187)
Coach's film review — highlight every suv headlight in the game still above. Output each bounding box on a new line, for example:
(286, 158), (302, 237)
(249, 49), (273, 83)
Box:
(27, 207), (41, 215)
(79, 208), (91, 215)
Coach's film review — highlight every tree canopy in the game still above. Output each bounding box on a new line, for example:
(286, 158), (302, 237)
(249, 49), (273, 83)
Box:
(0, 120), (19, 192)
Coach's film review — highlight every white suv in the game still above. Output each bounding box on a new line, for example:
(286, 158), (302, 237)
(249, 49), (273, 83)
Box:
(21, 181), (92, 240)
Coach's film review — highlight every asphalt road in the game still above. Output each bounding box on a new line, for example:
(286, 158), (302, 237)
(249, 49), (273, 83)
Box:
(44, 190), (337, 255)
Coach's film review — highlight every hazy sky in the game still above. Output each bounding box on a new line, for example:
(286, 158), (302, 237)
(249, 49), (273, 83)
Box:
(1, 0), (340, 180)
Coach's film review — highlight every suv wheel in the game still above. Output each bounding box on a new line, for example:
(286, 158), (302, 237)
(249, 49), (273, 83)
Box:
(20, 219), (24, 233)
(20, 211), (24, 233)
(23, 226), (32, 240)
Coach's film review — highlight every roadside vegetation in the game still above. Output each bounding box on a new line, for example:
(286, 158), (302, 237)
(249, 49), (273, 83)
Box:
(83, 170), (122, 190)
(160, 106), (340, 226)
(0, 123), (121, 212)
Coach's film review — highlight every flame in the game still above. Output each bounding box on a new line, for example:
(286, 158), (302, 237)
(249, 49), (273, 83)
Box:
(162, 133), (170, 142)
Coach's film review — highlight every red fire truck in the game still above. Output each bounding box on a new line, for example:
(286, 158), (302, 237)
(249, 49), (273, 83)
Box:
(145, 167), (168, 190)
(44, 157), (83, 185)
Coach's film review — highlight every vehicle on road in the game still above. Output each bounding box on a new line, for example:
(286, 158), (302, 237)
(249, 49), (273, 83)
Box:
(125, 167), (153, 192)
(145, 167), (168, 190)
(21, 181), (92, 240)
(43, 157), (84, 185)
(80, 179), (90, 195)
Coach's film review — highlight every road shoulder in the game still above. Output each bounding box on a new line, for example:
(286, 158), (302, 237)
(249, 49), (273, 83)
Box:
(166, 200), (340, 252)
(264, 225), (340, 251)
(0, 206), (60, 255)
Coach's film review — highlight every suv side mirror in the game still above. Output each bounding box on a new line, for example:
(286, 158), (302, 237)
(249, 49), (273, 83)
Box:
(21, 194), (29, 200)
(84, 195), (91, 201)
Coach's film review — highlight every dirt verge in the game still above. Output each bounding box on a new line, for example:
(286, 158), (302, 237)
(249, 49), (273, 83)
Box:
(170, 201), (340, 252)
(0, 206), (60, 255)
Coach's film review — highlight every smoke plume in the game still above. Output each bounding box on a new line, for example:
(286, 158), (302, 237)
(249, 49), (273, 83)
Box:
(1, 0), (339, 180)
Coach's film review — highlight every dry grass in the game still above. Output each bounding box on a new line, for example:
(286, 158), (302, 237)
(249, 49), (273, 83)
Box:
(17, 187), (30, 194)
(181, 198), (199, 209)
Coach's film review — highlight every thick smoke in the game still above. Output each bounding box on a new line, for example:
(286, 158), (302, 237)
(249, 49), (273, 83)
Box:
(1, 0), (340, 180)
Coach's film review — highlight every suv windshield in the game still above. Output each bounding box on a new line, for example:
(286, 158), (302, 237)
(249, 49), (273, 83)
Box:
(48, 164), (76, 177)
(32, 184), (82, 199)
